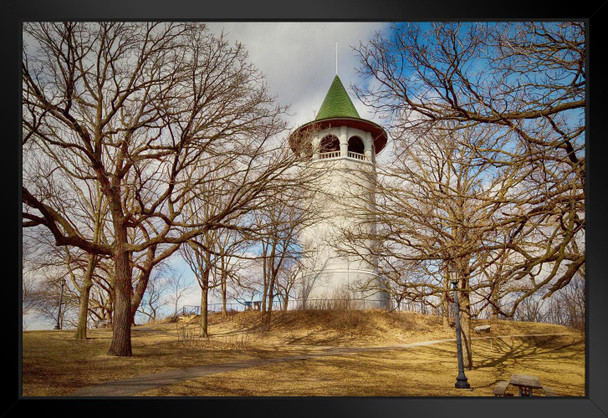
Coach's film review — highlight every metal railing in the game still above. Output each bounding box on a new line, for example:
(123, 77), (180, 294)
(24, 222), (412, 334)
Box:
(293, 298), (387, 310)
(181, 298), (390, 316)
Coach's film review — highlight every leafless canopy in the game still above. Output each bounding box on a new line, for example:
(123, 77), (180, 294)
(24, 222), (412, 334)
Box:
(348, 22), (585, 319)
(21, 22), (306, 355)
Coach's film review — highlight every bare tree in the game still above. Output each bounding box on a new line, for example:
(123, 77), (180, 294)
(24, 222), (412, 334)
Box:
(22, 271), (43, 319)
(341, 115), (583, 368)
(514, 293), (547, 323)
(337, 123), (513, 367)
(354, 22), (585, 298)
(345, 22), (585, 367)
(179, 163), (252, 336)
(275, 258), (302, 311)
(22, 22), (299, 356)
(544, 274), (585, 329)
(212, 228), (250, 317)
(181, 229), (218, 337)
(136, 267), (168, 323)
(163, 267), (195, 319)
(253, 191), (306, 329)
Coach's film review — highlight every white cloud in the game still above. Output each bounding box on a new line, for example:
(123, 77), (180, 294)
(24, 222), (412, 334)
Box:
(205, 22), (391, 130)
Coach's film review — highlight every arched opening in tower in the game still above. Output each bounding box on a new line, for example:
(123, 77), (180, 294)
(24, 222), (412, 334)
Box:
(319, 135), (340, 153)
(348, 136), (365, 155)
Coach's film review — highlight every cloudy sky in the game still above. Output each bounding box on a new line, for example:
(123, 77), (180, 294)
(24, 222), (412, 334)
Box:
(205, 22), (392, 132)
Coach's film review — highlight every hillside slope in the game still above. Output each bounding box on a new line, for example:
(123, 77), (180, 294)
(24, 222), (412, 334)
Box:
(168, 309), (579, 348)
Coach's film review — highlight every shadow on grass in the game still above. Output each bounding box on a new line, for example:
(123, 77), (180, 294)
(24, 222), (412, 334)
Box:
(474, 335), (585, 371)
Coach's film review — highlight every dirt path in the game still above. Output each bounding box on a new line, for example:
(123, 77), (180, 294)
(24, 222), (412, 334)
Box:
(70, 333), (574, 397)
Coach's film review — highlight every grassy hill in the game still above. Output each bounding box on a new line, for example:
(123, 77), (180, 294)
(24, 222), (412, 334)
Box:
(187, 309), (576, 347)
(22, 309), (585, 397)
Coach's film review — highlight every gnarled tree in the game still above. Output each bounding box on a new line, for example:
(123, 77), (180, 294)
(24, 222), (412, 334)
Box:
(22, 22), (298, 356)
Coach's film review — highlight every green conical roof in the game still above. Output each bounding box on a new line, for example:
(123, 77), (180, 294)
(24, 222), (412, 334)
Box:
(315, 75), (360, 120)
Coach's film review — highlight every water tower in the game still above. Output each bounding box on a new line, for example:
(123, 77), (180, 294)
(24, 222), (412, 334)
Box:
(288, 75), (389, 309)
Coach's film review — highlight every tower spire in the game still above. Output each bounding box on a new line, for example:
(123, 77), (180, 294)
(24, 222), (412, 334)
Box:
(315, 74), (360, 120)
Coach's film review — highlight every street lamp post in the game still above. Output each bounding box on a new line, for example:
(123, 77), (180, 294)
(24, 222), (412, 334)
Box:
(54, 278), (66, 330)
(450, 270), (470, 389)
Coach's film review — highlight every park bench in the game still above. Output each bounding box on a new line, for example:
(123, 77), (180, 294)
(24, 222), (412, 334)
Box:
(474, 325), (491, 334)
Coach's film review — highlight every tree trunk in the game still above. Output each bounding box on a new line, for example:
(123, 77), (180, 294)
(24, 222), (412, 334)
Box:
(221, 255), (227, 318)
(130, 245), (157, 325)
(221, 283), (227, 317)
(106, 194), (133, 357)
(200, 268), (210, 337)
(264, 276), (275, 331)
(489, 273), (503, 322)
(261, 245), (269, 313)
(74, 255), (98, 340)
(263, 249), (278, 330)
(490, 293), (500, 322)
(283, 294), (289, 311)
(74, 289), (92, 340)
(107, 246), (133, 356)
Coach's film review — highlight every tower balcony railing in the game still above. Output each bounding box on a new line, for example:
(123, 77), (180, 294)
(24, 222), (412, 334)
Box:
(347, 151), (369, 161)
(315, 150), (372, 163)
(318, 150), (341, 160)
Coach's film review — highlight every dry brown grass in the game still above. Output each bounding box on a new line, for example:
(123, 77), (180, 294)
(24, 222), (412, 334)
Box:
(21, 310), (584, 397)
(21, 321), (276, 397)
(137, 333), (585, 397)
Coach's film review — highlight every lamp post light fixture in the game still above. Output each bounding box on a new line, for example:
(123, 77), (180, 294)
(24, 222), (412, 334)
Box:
(450, 269), (471, 390)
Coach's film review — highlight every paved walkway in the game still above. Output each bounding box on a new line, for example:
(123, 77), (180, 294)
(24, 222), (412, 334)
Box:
(70, 333), (575, 397)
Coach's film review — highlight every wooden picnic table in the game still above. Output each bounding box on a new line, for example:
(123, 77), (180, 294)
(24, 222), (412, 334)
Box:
(494, 374), (557, 397)
(508, 374), (543, 397)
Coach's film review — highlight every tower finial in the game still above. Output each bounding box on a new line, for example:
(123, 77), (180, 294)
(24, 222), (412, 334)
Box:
(335, 42), (338, 75)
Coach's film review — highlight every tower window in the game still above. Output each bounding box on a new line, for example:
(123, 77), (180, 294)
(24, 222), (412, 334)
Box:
(348, 136), (365, 154)
(319, 135), (340, 153)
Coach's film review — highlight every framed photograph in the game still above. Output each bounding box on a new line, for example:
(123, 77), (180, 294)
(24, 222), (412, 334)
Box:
(10, 0), (607, 417)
